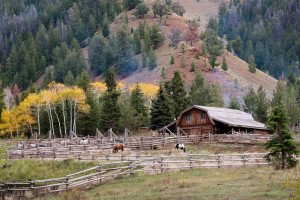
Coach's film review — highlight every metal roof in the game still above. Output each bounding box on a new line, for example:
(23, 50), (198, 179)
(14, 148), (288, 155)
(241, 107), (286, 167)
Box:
(179, 105), (268, 130)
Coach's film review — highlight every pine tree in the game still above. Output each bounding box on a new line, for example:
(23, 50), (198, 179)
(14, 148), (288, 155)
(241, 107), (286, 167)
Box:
(42, 68), (52, 88)
(255, 86), (269, 123)
(221, 56), (228, 71)
(102, 13), (110, 37)
(138, 21), (146, 39)
(243, 88), (256, 116)
(190, 61), (195, 72)
(181, 56), (185, 67)
(78, 70), (91, 92)
(264, 101), (299, 169)
(142, 50), (147, 67)
(195, 51), (200, 59)
(167, 71), (190, 118)
(228, 95), (240, 110)
(181, 42), (185, 53)
(144, 28), (152, 55)
(209, 81), (224, 107)
(189, 70), (212, 106)
(150, 25), (165, 49)
(248, 54), (256, 73)
(287, 71), (296, 87)
(134, 31), (142, 55)
(99, 68), (121, 132)
(271, 81), (285, 108)
(170, 55), (175, 65)
(131, 83), (148, 116)
(150, 85), (174, 130)
(134, 2), (149, 18)
(161, 66), (166, 79)
(89, 32), (107, 74)
(64, 71), (75, 86)
(148, 47), (157, 69)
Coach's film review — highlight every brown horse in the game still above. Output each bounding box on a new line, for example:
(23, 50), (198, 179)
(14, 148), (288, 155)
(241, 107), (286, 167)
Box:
(113, 144), (124, 153)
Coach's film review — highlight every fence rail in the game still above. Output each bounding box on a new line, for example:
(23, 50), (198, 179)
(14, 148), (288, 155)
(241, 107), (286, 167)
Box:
(1, 152), (270, 198)
(5, 134), (272, 160)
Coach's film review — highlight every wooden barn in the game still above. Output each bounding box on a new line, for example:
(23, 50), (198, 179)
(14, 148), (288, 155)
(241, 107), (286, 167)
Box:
(164, 105), (271, 135)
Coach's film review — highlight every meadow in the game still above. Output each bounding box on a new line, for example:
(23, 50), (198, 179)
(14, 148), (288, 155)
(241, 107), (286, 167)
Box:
(35, 166), (300, 200)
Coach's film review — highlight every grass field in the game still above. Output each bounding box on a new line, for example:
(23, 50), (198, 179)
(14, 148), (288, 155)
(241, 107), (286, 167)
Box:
(35, 166), (300, 200)
(0, 159), (97, 180)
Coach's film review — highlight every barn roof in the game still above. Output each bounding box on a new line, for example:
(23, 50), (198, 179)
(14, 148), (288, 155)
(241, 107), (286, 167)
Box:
(176, 105), (268, 130)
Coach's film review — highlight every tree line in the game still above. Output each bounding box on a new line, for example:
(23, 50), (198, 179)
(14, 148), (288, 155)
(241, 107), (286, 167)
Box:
(218, 0), (300, 79)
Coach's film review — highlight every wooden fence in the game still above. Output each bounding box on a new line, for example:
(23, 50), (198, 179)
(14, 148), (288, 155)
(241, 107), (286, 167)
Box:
(5, 133), (272, 160)
(0, 153), (270, 198)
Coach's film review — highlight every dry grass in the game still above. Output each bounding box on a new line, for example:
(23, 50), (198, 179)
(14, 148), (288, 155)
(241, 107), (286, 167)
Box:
(35, 166), (300, 200)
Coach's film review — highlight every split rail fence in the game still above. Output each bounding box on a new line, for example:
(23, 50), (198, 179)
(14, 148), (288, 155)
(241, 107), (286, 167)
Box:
(0, 153), (269, 198)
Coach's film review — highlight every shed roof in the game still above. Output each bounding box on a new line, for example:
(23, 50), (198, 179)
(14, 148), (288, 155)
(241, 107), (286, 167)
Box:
(177, 105), (267, 130)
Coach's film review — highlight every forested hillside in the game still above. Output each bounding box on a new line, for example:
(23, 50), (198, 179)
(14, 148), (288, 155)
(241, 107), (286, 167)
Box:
(0, 0), (121, 89)
(218, 0), (300, 79)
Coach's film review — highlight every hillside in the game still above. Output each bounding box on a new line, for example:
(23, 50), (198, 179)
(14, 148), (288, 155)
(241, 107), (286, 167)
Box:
(93, 0), (277, 104)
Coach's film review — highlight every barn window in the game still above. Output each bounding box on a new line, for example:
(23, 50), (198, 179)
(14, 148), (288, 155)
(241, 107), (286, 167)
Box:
(201, 113), (206, 119)
(186, 114), (191, 121)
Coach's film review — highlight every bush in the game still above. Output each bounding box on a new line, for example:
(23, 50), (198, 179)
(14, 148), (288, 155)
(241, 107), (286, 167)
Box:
(170, 55), (175, 64)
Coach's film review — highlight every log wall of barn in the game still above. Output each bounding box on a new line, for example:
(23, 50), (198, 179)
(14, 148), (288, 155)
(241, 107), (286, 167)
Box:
(178, 108), (214, 135)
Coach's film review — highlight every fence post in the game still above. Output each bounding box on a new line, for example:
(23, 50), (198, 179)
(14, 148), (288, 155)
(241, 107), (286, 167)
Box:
(108, 128), (112, 141)
(69, 131), (73, 141)
(124, 129), (129, 148)
(99, 164), (103, 184)
(130, 161), (135, 175)
(48, 131), (51, 140)
(139, 137), (143, 149)
(177, 127), (181, 144)
(242, 154), (246, 167)
(217, 155), (221, 169)
(65, 176), (69, 191)
(189, 154), (192, 168)
(160, 157), (164, 173)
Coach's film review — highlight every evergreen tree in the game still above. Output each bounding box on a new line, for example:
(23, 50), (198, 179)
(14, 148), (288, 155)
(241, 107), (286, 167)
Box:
(150, 25), (165, 49)
(255, 86), (269, 123)
(248, 54), (256, 73)
(138, 21), (146, 39)
(131, 83), (148, 117)
(133, 31), (142, 55)
(99, 68), (121, 132)
(134, 2), (149, 18)
(150, 85), (174, 130)
(209, 81), (224, 107)
(102, 13), (110, 37)
(287, 71), (296, 87)
(89, 32), (107, 74)
(190, 61), (195, 72)
(144, 28), (152, 55)
(195, 51), (200, 59)
(63, 71), (75, 86)
(181, 56), (185, 67)
(161, 66), (166, 79)
(167, 71), (190, 118)
(264, 101), (299, 169)
(42, 68), (52, 88)
(142, 50), (147, 67)
(148, 47), (157, 69)
(189, 70), (212, 106)
(78, 70), (91, 92)
(123, 0), (141, 10)
(228, 95), (240, 110)
(271, 81), (285, 108)
(170, 55), (175, 64)
(221, 56), (228, 71)
(243, 88), (256, 116)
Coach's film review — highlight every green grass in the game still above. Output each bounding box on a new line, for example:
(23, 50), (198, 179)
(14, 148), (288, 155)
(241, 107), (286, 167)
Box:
(0, 159), (97, 180)
(35, 166), (300, 200)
